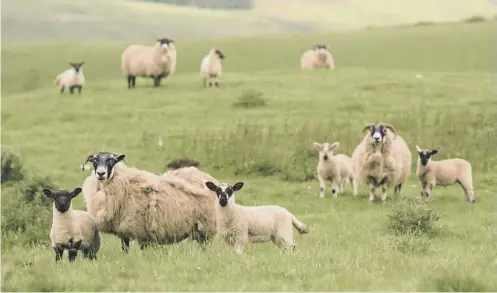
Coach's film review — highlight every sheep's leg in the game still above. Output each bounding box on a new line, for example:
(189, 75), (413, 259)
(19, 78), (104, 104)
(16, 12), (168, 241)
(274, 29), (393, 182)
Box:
(424, 183), (433, 198)
(127, 75), (133, 88)
(132, 76), (136, 88)
(153, 76), (162, 87)
(394, 183), (403, 196)
(350, 177), (358, 196)
(69, 86), (75, 94)
(203, 77), (207, 88)
(331, 177), (341, 198)
(121, 237), (130, 253)
(214, 76), (220, 88)
(317, 174), (326, 198)
(78, 85), (82, 94)
(60, 86), (65, 94)
(53, 246), (64, 262)
(68, 249), (78, 262)
(380, 183), (388, 202)
(368, 183), (376, 202)
(233, 237), (247, 255)
(273, 221), (295, 253)
(456, 179), (475, 202)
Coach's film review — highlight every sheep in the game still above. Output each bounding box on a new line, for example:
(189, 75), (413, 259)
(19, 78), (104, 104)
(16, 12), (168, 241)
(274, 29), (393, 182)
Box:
(42, 187), (100, 262)
(313, 141), (358, 198)
(300, 44), (335, 70)
(351, 123), (411, 202)
(54, 62), (85, 94)
(200, 48), (225, 88)
(121, 38), (177, 89)
(166, 158), (200, 171)
(80, 151), (217, 253)
(415, 145), (475, 202)
(205, 181), (308, 255)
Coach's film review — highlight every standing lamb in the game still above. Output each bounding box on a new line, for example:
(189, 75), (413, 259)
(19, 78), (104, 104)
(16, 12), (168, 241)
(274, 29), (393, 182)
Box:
(54, 62), (85, 94)
(313, 141), (358, 198)
(80, 152), (217, 253)
(121, 38), (177, 89)
(43, 187), (101, 262)
(205, 181), (308, 255)
(200, 48), (225, 88)
(351, 123), (411, 202)
(300, 44), (335, 70)
(415, 145), (475, 202)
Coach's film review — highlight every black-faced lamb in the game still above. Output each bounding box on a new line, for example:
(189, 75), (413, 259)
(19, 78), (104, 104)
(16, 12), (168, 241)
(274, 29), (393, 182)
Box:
(80, 152), (217, 253)
(54, 62), (85, 94)
(205, 181), (308, 255)
(300, 44), (335, 70)
(121, 38), (177, 89)
(351, 123), (411, 202)
(43, 187), (100, 262)
(415, 145), (475, 202)
(313, 141), (358, 198)
(200, 48), (225, 88)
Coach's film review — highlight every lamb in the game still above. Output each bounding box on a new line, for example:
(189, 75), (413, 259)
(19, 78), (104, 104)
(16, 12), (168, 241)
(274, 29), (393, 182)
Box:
(121, 38), (177, 89)
(42, 187), (100, 262)
(200, 48), (225, 88)
(80, 152), (217, 253)
(313, 141), (358, 198)
(205, 181), (308, 255)
(54, 62), (85, 94)
(415, 145), (475, 202)
(300, 44), (335, 70)
(351, 123), (411, 202)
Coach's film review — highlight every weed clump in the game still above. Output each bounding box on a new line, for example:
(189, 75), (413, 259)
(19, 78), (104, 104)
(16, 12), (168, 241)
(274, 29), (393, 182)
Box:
(463, 15), (487, 23)
(233, 90), (266, 108)
(1, 150), (25, 184)
(421, 274), (493, 292)
(387, 196), (441, 236)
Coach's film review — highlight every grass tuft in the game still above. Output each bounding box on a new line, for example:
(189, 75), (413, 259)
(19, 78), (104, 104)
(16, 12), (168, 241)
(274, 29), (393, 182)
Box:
(233, 89), (267, 108)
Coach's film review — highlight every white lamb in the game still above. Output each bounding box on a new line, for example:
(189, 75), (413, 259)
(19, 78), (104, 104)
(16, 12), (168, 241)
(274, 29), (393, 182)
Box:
(200, 48), (225, 88)
(43, 187), (101, 262)
(415, 145), (475, 202)
(300, 44), (335, 70)
(121, 38), (177, 89)
(205, 181), (308, 255)
(54, 62), (85, 94)
(313, 141), (358, 198)
(351, 123), (411, 202)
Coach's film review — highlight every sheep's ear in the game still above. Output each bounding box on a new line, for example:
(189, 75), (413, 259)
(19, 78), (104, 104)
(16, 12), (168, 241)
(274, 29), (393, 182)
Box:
(71, 187), (82, 198)
(42, 188), (54, 199)
(79, 61), (85, 66)
(430, 149), (438, 156)
(232, 182), (244, 192)
(330, 142), (339, 150)
(312, 142), (322, 151)
(115, 154), (126, 163)
(205, 182), (218, 192)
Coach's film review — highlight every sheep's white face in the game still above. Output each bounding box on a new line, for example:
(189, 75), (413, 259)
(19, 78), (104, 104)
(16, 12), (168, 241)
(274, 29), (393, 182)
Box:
(313, 142), (339, 162)
(416, 146), (438, 166)
(205, 181), (244, 208)
(84, 152), (126, 182)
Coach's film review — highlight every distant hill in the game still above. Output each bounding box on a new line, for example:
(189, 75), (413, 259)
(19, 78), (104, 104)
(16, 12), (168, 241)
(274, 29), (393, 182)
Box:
(2, 0), (497, 42)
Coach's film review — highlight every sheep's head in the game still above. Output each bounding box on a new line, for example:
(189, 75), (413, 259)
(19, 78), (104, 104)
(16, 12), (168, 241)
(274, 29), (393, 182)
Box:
(313, 142), (339, 161)
(81, 152), (126, 182)
(156, 38), (175, 51)
(205, 181), (244, 207)
(69, 61), (85, 73)
(214, 49), (225, 60)
(416, 145), (438, 166)
(43, 187), (82, 213)
(363, 123), (397, 146)
(315, 44), (328, 53)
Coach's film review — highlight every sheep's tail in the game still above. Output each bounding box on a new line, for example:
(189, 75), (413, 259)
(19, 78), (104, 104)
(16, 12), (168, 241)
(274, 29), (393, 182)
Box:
(54, 75), (61, 85)
(290, 213), (308, 234)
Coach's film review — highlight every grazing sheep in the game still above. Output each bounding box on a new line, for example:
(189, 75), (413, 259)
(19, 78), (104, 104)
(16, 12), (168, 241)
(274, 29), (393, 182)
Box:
(80, 152), (217, 253)
(43, 187), (100, 262)
(300, 44), (335, 70)
(313, 141), (358, 198)
(415, 145), (475, 202)
(351, 123), (411, 202)
(205, 181), (308, 255)
(55, 62), (85, 94)
(121, 38), (177, 89)
(200, 48), (225, 88)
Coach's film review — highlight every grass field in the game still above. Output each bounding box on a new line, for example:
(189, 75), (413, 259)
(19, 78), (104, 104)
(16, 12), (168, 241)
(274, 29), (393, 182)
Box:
(1, 19), (497, 291)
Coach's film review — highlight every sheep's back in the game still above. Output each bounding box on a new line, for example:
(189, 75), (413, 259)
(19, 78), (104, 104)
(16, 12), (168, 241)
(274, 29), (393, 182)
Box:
(121, 45), (166, 76)
(389, 135), (411, 185)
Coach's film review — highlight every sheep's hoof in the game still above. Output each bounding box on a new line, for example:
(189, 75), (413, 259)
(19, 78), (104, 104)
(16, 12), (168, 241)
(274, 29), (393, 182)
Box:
(319, 194), (324, 198)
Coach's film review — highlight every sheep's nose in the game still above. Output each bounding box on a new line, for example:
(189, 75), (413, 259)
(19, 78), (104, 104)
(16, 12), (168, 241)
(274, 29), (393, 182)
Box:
(97, 171), (105, 177)
(323, 155), (328, 160)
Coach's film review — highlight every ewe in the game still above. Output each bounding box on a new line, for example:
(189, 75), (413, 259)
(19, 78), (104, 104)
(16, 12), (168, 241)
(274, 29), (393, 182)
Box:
(200, 48), (225, 88)
(55, 62), (85, 94)
(300, 44), (335, 70)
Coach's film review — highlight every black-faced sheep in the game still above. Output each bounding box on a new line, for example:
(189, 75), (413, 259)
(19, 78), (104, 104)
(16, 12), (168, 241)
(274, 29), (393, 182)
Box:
(205, 181), (308, 255)
(80, 152), (217, 253)
(415, 145), (475, 202)
(121, 38), (177, 89)
(313, 141), (357, 198)
(200, 48), (225, 88)
(43, 187), (100, 262)
(300, 44), (335, 70)
(55, 62), (85, 94)
(351, 123), (411, 202)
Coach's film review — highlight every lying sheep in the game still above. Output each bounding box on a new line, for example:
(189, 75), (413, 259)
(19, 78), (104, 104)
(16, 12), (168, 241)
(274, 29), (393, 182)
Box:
(300, 44), (335, 70)
(81, 152), (217, 253)
(205, 181), (308, 255)
(200, 48), (225, 88)
(55, 62), (85, 94)
(121, 38), (177, 89)
(415, 145), (475, 202)
(351, 123), (411, 202)
(43, 187), (100, 262)
(313, 141), (358, 198)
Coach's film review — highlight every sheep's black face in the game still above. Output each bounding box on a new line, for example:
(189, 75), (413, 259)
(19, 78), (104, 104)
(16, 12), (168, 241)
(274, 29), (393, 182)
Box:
(215, 49), (225, 59)
(43, 188), (82, 213)
(417, 149), (438, 166)
(85, 152), (126, 182)
(205, 182), (244, 207)
(156, 38), (174, 50)
(69, 62), (85, 73)
(369, 125), (387, 145)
